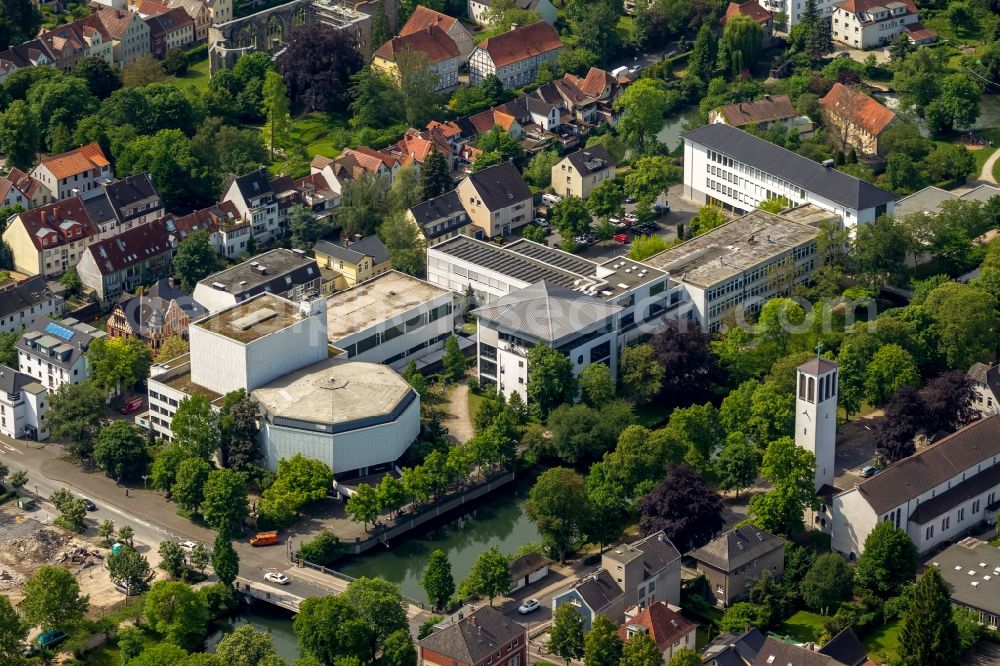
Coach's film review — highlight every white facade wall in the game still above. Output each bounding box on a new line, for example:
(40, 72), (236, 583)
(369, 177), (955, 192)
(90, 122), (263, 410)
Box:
(147, 369), (191, 440)
(23, 387), (48, 441)
(261, 396), (420, 474)
(0, 385), (48, 441)
(830, 488), (879, 558)
(0, 297), (62, 334)
(758, 0), (835, 28)
(795, 366), (837, 491)
(683, 139), (893, 228)
(832, 6), (918, 48)
(32, 164), (112, 202)
(189, 306), (328, 396)
(18, 350), (88, 390)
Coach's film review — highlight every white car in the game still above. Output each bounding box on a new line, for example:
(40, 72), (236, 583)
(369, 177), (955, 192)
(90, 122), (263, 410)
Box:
(518, 599), (541, 614)
(264, 572), (290, 585)
(542, 193), (562, 206)
(179, 541), (197, 553)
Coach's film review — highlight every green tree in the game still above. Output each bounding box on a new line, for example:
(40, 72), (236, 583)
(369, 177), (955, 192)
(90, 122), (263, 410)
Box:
(118, 626), (145, 663)
(396, 48), (439, 128)
(851, 214), (908, 290)
(172, 230), (218, 290)
(151, 443), (188, 496)
(526, 344), (578, 416)
(172, 457), (211, 514)
(578, 362), (615, 407)
(72, 55), (123, 99)
(924, 74), (981, 136)
(298, 529), (342, 566)
(294, 595), (371, 665)
(211, 533), (239, 587)
(337, 172), (393, 238)
(855, 520), (917, 597)
(474, 126), (524, 167)
(172, 394), (221, 461)
(343, 577), (408, 662)
(587, 180), (625, 219)
(98, 519), (115, 547)
(118, 525), (134, 547)
(159, 540), (186, 578)
(863, 344), (919, 406)
(524, 150), (560, 188)
(219, 390), (261, 472)
(375, 470), (408, 519)
(669, 648), (703, 666)
(144, 580), (210, 649)
(349, 67), (401, 129)
(550, 603), (585, 666)
(107, 546), (153, 603)
(715, 435), (759, 499)
(747, 436), (817, 534)
(551, 195), (592, 245)
(117, 129), (211, 212)
(583, 615), (623, 666)
(0, 595), (27, 663)
(722, 15), (763, 74)
(88, 337), (152, 398)
(420, 147), (452, 200)
(620, 344), (664, 405)
(58, 266), (80, 296)
(262, 70), (290, 161)
(0, 100), (38, 170)
(687, 205), (726, 238)
(190, 542), (210, 573)
(898, 567), (960, 666)
(288, 204), (334, 250)
(381, 628), (417, 666)
(624, 155), (679, 206)
(526, 467), (590, 562)
(216, 625), (282, 666)
(0, 331), (20, 368)
(688, 24), (716, 83)
(924, 282), (1000, 370)
(92, 421), (147, 481)
(47, 380), (106, 458)
(461, 546), (511, 606)
(379, 210), (426, 277)
(719, 602), (769, 633)
(442, 335), (466, 383)
(21, 565), (89, 629)
(346, 483), (380, 531)
(614, 78), (667, 154)
(628, 235), (670, 261)
(421, 549), (455, 611)
(620, 629), (662, 666)
(201, 468), (249, 532)
(800, 553), (853, 615)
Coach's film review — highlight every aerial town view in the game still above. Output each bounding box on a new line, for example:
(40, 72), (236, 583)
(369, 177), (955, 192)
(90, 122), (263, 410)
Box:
(0, 0), (999, 662)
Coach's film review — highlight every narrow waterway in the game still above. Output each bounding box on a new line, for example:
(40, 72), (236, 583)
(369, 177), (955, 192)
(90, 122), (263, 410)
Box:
(338, 473), (541, 604)
(206, 604), (300, 661)
(657, 107), (702, 153)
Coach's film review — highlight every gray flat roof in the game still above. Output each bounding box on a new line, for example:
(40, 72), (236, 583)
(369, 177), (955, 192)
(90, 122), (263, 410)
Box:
(894, 184), (1000, 218)
(684, 123), (896, 211)
(325, 271), (450, 341)
(643, 209), (818, 289)
(433, 236), (665, 299)
(197, 248), (319, 295)
(196, 293), (307, 344)
(252, 357), (415, 427)
(933, 537), (1000, 615)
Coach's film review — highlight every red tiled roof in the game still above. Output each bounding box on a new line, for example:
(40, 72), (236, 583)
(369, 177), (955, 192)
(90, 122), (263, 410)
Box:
(820, 82), (896, 136)
(136, 0), (172, 15)
(837, 0), (916, 15)
(400, 5), (458, 36)
(16, 197), (99, 251)
(5, 168), (44, 199)
(721, 0), (773, 24)
(37, 143), (110, 181)
(478, 21), (562, 68)
(717, 95), (797, 126)
(169, 200), (239, 235)
(427, 119), (463, 139)
(84, 218), (172, 276)
(93, 6), (141, 39)
(374, 25), (460, 63)
(905, 21), (937, 41)
(617, 603), (697, 652)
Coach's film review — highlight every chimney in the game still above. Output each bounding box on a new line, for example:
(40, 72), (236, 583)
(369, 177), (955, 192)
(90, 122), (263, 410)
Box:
(470, 616), (477, 626)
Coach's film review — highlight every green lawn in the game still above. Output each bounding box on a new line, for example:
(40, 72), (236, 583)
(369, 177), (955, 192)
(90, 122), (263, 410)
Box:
(864, 620), (903, 664)
(163, 57), (211, 92)
(468, 390), (485, 424)
(969, 128), (1000, 177)
(922, 14), (987, 46)
(778, 610), (827, 643)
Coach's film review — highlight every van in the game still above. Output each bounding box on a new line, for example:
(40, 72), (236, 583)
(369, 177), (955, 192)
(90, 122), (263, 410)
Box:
(611, 65), (629, 78)
(251, 531), (280, 547)
(119, 396), (143, 414)
(37, 629), (68, 649)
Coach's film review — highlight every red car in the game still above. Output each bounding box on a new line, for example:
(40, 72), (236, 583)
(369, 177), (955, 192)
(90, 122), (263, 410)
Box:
(119, 396), (143, 414)
(613, 233), (629, 244)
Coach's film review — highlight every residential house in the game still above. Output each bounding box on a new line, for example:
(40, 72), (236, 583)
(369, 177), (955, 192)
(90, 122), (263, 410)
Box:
(30, 143), (113, 202)
(687, 525), (786, 607)
(170, 201), (247, 259)
(222, 168), (282, 244)
(502, 95), (562, 132)
(551, 145), (615, 199)
(468, 0), (558, 26)
(469, 21), (563, 88)
(750, 635), (862, 666)
(107, 277), (206, 350)
(967, 362), (1000, 417)
(204, 0), (234, 26)
(292, 172), (340, 221)
(552, 532), (681, 630)
(332, 147), (402, 183)
(384, 128), (455, 171)
(618, 603), (697, 664)
(406, 190), (477, 247)
(399, 5), (474, 59)
(831, 415), (1000, 558)
(817, 628), (869, 666)
(708, 94), (813, 135)
(192, 248), (322, 312)
(0, 365), (48, 441)
(756, 0), (836, 30)
(418, 605), (527, 666)
(681, 123), (897, 226)
(0, 169), (52, 210)
(455, 161), (533, 237)
(831, 0), (935, 48)
(17, 317), (104, 390)
(75, 217), (174, 305)
(820, 83), (897, 156)
(373, 25), (461, 91)
(94, 6), (153, 67)
(509, 552), (550, 591)
(3, 198), (101, 278)
(37, 17), (114, 71)
(0, 41), (54, 85)
(0, 276), (63, 335)
(701, 628), (766, 666)
(720, 1), (775, 46)
(545, 67), (626, 127)
(85, 173), (165, 238)
(935, 537), (1000, 629)
(145, 6), (196, 57)
(169, 0), (213, 41)
(313, 235), (392, 293)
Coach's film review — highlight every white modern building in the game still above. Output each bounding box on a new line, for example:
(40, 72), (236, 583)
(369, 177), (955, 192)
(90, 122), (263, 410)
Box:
(642, 207), (828, 332)
(682, 124), (896, 227)
(192, 248), (322, 313)
(253, 358), (420, 480)
(17, 318), (102, 391)
(326, 271), (455, 371)
(427, 235), (671, 400)
(831, 0), (933, 49)
(831, 415), (1000, 558)
(0, 365), (48, 441)
(221, 168), (282, 245)
(757, 0), (836, 28)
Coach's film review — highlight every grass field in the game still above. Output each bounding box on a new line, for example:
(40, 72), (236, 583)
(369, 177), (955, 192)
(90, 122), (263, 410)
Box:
(162, 58), (211, 93)
(778, 610), (827, 643)
(864, 620), (903, 663)
(467, 390), (485, 425)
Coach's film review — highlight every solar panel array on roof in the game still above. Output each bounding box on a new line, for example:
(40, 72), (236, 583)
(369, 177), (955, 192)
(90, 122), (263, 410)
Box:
(439, 237), (587, 290)
(44, 321), (75, 341)
(505, 240), (598, 276)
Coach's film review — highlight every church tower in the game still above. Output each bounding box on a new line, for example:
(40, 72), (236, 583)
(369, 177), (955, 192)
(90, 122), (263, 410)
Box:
(795, 358), (838, 491)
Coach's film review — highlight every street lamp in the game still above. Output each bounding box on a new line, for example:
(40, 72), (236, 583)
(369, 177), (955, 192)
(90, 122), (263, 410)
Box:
(141, 475), (149, 491)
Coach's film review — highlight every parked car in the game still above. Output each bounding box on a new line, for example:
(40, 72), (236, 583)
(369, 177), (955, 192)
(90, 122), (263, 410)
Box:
(518, 599), (541, 614)
(179, 541), (197, 553)
(653, 202), (671, 215)
(533, 217), (550, 230)
(82, 498), (96, 511)
(624, 212), (639, 223)
(624, 195), (636, 203)
(264, 572), (290, 585)
(861, 465), (881, 478)
(119, 396), (143, 415)
(541, 193), (562, 206)
(37, 629), (68, 650)
(614, 233), (629, 244)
